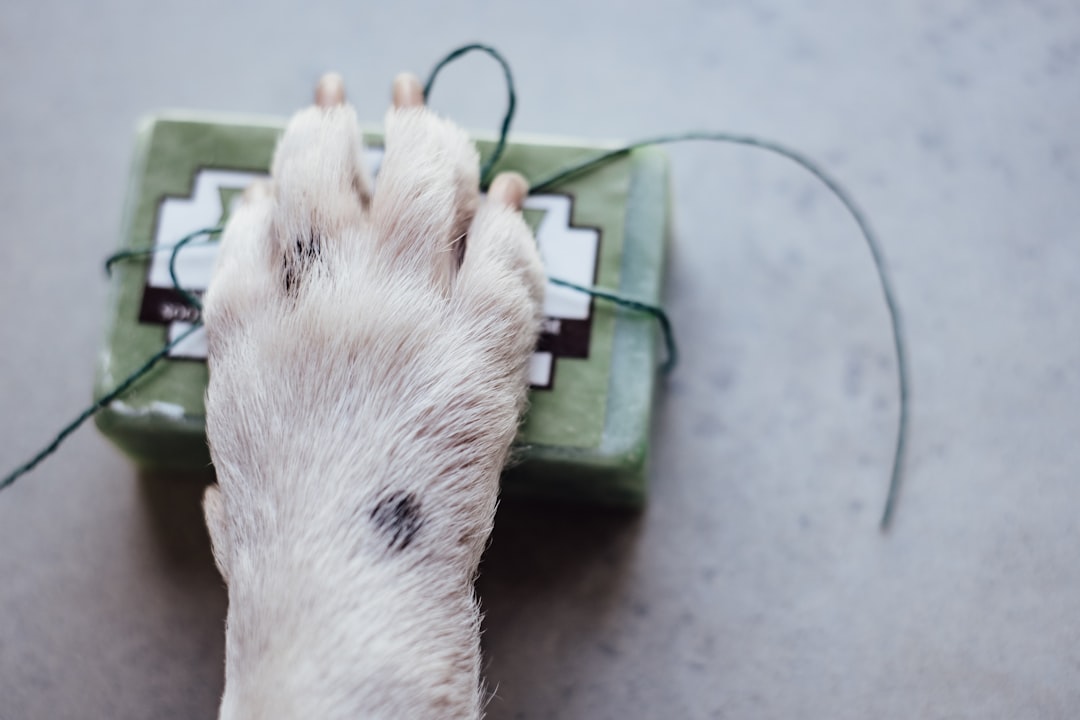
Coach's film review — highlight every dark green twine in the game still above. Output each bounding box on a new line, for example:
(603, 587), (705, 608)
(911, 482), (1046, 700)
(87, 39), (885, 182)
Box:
(529, 133), (908, 530)
(422, 43), (515, 186)
(0, 323), (203, 492)
(0, 225), (221, 493)
(3, 44), (909, 532)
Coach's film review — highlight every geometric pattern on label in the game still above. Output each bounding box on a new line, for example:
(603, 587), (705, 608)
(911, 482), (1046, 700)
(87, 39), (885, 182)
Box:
(140, 151), (600, 390)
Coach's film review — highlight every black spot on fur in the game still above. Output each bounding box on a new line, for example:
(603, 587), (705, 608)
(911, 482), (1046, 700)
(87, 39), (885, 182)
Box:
(370, 492), (423, 552)
(283, 230), (322, 295)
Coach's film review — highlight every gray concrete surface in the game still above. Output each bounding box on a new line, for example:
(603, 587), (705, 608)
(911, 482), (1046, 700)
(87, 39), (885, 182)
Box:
(2, 2), (1079, 718)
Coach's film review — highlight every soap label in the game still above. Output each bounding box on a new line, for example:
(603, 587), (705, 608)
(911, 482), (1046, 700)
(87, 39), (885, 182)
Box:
(137, 155), (601, 390)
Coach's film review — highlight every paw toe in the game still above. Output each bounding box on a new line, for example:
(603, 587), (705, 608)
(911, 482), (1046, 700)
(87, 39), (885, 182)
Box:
(370, 107), (480, 291)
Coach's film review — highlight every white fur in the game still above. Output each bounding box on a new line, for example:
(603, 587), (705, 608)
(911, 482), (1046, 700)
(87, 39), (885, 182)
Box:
(201, 98), (544, 719)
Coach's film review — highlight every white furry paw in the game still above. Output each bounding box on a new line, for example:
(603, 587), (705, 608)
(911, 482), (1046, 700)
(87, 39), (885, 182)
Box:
(200, 72), (543, 720)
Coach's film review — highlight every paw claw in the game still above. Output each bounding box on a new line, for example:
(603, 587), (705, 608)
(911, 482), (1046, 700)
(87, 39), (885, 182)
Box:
(487, 171), (528, 211)
(315, 72), (346, 108)
(391, 72), (424, 109)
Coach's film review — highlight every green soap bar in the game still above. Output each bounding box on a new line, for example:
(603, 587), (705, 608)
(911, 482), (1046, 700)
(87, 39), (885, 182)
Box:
(94, 113), (670, 506)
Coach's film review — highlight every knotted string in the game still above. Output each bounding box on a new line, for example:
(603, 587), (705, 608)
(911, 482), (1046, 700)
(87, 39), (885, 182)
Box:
(4, 44), (908, 532)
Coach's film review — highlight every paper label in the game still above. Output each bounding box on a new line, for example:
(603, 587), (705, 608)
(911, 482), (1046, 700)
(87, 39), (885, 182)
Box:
(137, 152), (600, 390)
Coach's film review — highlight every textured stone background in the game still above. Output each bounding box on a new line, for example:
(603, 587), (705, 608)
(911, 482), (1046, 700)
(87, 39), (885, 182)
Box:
(1, 2), (1078, 718)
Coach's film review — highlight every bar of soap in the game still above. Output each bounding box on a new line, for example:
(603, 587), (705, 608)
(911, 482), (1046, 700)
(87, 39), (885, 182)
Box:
(94, 113), (670, 506)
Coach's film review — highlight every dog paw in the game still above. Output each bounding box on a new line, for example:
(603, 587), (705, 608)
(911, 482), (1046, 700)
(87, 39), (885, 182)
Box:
(201, 73), (544, 576)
